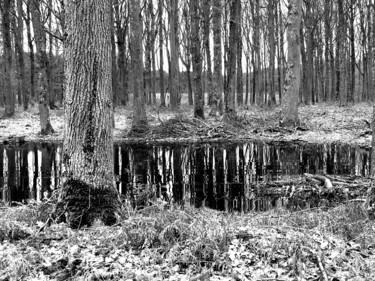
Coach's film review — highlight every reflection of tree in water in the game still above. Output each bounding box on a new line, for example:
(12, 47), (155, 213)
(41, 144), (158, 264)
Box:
(173, 147), (183, 204)
(0, 142), (373, 211)
(40, 143), (55, 199)
(0, 149), (3, 200)
(6, 149), (15, 202)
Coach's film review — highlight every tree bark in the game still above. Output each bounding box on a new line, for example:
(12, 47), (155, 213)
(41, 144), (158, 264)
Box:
(30, 1), (54, 134)
(114, 0), (129, 105)
(169, 0), (179, 110)
(236, 0), (243, 106)
(144, 0), (152, 105)
(348, 0), (355, 103)
(267, 0), (276, 106)
(324, 0), (331, 101)
(1, 0), (15, 118)
(111, 3), (118, 108)
(62, 0), (120, 229)
(13, 0), (27, 109)
(130, 0), (147, 134)
(224, 0), (239, 116)
(203, 0), (214, 106)
(210, 0), (223, 115)
(159, 0), (166, 107)
(191, 1), (204, 119)
(280, 0), (301, 127)
(368, 3), (374, 102)
(25, 1), (35, 103)
(252, 0), (261, 105)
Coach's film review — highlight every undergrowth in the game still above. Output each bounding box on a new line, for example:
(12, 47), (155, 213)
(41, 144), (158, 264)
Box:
(1, 200), (375, 280)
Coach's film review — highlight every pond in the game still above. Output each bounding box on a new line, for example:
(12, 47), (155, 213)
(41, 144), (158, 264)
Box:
(0, 141), (370, 211)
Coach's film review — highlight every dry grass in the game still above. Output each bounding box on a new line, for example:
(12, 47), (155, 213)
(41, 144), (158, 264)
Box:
(1, 200), (375, 280)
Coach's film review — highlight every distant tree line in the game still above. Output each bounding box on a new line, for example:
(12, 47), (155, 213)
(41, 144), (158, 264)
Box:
(0, 0), (374, 124)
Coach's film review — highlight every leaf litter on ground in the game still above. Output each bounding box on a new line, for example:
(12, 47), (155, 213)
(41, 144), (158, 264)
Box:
(0, 102), (373, 146)
(1, 199), (375, 280)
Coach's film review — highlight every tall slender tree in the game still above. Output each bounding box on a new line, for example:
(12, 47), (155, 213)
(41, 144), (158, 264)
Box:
(158, 0), (166, 107)
(13, 0), (27, 109)
(225, 0), (240, 116)
(210, 0), (223, 115)
(203, 0), (213, 106)
(30, 0), (54, 134)
(280, 0), (302, 126)
(1, 0), (15, 118)
(236, 0), (243, 106)
(169, 0), (180, 109)
(130, 0), (147, 134)
(191, 0), (204, 118)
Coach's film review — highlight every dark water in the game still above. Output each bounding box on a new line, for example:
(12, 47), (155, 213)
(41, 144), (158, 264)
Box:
(0, 141), (370, 211)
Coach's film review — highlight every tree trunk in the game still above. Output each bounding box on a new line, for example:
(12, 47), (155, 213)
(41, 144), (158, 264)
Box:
(130, 0), (147, 134)
(144, 0), (152, 105)
(236, 0), (243, 106)
(191, 1), (204, 119)
(111, 3), (118, 108)
(276, 1), (284, 104)
(25, 1), (36, 103)
(1, 0), (15, 118)
(245, 56), (250, 106)
(47, 0), (57, 109)
(62, 0), (120, 229)
(348, 0), (355, 103)
(368, 4), (374, 102)
(267, 0), (276, 106)
(252, 0), (261, 105)
(30, 1), (54, 134)
(280, 0), (301, 127)
(13, 0), (27, 109)
(203, 0), (213, 106)
(114, 0), (128, 105)
(169, 0), (179, 110)
(304, 0), (314, 105)
(150, 0), (157, 105)
(224, 0), (239, 116)
(324, 0), (331, 101)
(159, 0), (166, 107)
(210, 0), (223, 115)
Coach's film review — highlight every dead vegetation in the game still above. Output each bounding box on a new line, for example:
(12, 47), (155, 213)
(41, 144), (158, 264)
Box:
(1, 198), (375, 280)
(0, 102), (373, 146)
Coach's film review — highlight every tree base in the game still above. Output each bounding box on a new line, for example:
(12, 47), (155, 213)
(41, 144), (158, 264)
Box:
(40, 123), (55, 135)
(55, 179), (120, 229)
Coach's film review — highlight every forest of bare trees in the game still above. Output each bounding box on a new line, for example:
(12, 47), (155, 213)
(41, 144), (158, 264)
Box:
(0, 0), (374, 124)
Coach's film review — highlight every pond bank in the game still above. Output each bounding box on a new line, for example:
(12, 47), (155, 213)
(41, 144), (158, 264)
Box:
(1, 201), (374, 280)
(0, 103), (372, 147)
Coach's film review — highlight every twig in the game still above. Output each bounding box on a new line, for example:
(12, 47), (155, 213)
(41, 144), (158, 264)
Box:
(316, 250), (329, 281)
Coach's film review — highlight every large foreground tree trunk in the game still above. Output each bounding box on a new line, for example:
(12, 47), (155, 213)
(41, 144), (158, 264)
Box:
(279, 0), (301, 127)
(62, 0), (120, 229)
(30, 1), (54, 134)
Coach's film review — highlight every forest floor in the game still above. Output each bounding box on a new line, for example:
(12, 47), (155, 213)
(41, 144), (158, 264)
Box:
(1, 200), (375, 280)
(1, 102), (375, 280)
(0, 102), (373, 147)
